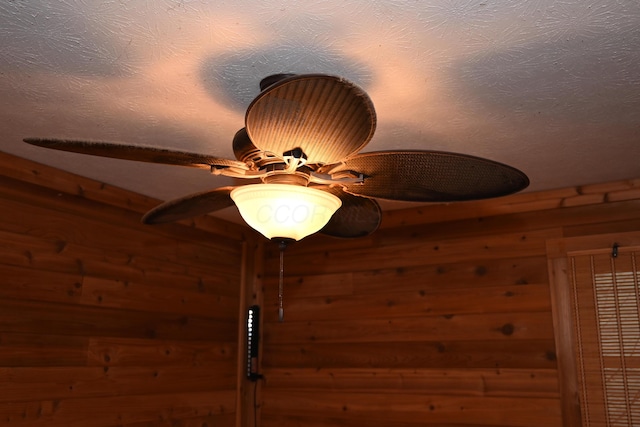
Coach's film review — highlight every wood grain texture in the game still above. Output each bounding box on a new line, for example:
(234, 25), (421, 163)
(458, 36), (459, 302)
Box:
(548, 256), (584, 427)
(2, 149), (639, 426)
(262, 368), (559, 398)
(0, 391), (235, 426)
(262, 340), (558, 370)
(0, 151), (242, 427)
(262, 390), (561, 427)
(0, 153), (247, 240)
(259, 176), (640, 427)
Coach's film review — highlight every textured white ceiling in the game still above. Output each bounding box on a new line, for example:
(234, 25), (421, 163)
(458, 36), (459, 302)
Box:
(1, 1), (639, 217)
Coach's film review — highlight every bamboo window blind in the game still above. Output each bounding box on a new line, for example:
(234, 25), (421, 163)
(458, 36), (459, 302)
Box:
(570, 248), (640, 426)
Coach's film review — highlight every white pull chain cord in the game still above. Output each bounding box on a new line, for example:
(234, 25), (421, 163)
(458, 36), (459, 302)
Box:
(278, 240), (286, 322)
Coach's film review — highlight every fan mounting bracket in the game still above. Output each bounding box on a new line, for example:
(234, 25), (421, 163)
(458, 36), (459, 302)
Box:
(308, 171), (364, 185)
(210, 165), (266, 179)
(211, 160), (364, 187)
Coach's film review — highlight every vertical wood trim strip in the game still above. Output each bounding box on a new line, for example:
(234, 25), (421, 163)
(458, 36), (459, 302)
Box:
(236, 240), (250, 427)
(549, 255), (583, 427)
(236, 237), (265, 427)
(253, 240), (265, 427)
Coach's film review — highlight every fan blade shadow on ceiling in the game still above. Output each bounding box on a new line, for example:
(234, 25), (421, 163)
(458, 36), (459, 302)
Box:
(198, 45), (373, 111)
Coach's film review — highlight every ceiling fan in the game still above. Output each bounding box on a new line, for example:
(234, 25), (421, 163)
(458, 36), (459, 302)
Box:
(24, 73), (529, 241)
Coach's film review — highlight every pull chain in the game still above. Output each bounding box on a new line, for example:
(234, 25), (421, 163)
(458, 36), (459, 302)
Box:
(278, 240), (287, 322)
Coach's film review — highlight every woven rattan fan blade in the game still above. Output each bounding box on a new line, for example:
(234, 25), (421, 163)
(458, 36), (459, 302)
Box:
(321, 150), (529, 202)
(142, 186), (236, 224)
(245, 74), (376, 165)
(317, 186), (381, 238)
(24, 138), (246, 170)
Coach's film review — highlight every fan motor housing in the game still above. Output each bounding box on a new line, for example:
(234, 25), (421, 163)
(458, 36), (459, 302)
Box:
(232, 128), (281, 167)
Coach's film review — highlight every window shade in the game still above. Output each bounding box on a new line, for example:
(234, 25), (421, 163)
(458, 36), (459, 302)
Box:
(570, 249), (640, 426)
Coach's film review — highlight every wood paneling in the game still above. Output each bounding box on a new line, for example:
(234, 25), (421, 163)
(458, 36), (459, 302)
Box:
(0, 390), (235, 426)
(0, 151), (244, 426)
(263, 340), (557, 370)
(262, 390), (561, 427)
(2, 147), (640, 426)
(260, 178), (640, 427)
(263, 367), (559, 397)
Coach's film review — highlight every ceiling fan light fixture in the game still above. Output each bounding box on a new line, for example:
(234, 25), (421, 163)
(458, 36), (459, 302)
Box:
(230, 184), (342, 241)
(23, 74), (529, 240)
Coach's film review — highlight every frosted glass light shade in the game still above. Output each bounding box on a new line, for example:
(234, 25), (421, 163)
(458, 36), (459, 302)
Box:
(230, 184), (342, 241)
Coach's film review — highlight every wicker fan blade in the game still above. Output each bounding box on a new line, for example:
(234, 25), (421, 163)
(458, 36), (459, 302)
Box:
(245, 74), (376, 165)
(142, 187), (236, 224)
(318, 187), (381, 238)
(321, 151), (529, 202)
(24, 138), (246, 170)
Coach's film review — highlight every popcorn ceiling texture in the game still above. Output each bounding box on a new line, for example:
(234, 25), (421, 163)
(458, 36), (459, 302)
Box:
(1, 0), (639, 207)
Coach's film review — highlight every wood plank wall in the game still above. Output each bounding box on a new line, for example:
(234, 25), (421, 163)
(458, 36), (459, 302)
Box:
(259, 179), (640, 427)
(0, 151), (249, 426)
